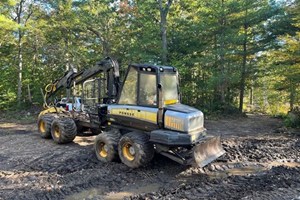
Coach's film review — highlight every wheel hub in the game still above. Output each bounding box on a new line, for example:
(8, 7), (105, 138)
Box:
(54, 125), (60, 138)
(39, 121), (46, 133)
(99, 143), (108, 158)
(122, 143), (135, 161)
(129, 146), (135, 155)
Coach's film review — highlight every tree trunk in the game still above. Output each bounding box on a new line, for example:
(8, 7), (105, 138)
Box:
(17, 37), (23, 106)
(239, 8), (248, 112)
(16, 1), (25, 106)
(219, 0), (226, 104)
(249, 85), (253, 105)
(27, 84), (32, 103)
(289, 81), (295, 110)
(262, 75), (269, 111)
(239, 31), (247, 112)
(17, 48), (23, 105)
(158, 0), (172, 65)
(87, 27), (110, 57)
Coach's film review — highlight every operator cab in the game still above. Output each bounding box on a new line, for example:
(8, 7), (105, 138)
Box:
(117, 64), (180, 107)
(107, 64), (183, 132)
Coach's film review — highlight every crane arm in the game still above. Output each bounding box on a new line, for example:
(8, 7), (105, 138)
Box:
(42, 57), (120, 108)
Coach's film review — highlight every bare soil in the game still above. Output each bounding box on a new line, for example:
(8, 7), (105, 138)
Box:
(0, 114), (299, 200)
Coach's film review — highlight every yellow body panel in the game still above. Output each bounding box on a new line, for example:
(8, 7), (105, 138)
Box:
(38, 107), (66, 118)
(164, 99), (178, 105)
(110, 108), (157, 124)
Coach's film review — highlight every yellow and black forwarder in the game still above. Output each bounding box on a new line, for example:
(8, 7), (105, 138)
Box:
(37, 58), (224, 168)
(94, 64), (225, 168)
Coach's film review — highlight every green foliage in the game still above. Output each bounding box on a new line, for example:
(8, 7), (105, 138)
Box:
(0, 0), (299, 116)
(0, 89), (17, 110)
(284, 109), (300, 128)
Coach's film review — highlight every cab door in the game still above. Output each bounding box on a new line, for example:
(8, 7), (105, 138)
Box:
(109, 66), (159, 131)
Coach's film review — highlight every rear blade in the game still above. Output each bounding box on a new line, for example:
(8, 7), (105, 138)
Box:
(193, 136), (225, 167)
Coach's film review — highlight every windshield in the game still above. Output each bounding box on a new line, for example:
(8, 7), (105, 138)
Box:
(161, 73), (179, 105)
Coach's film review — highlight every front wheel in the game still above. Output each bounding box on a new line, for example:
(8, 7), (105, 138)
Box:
(118, 132), (154, 168)
(51, 118), (77, 144)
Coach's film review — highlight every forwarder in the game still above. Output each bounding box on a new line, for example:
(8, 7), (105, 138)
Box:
(94, 63), (225, 168)
(37, 58), (225, 168)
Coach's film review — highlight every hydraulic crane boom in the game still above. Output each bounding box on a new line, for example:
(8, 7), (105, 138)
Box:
(42, 57), (120, 108)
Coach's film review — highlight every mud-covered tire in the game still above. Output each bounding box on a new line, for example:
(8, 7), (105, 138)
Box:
(94, 130), (120, 162)
(118, 132), (154, 168)
(37, 114), (55, 139)
(51, 118), (77, 144)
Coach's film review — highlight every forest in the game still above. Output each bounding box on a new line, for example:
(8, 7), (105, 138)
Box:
(0, 0), (299, 117)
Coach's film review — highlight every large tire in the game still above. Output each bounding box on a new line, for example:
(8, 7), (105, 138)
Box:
(37, 114), (55, 139)
(118, 132), (154, 168)
(94, 130), (120, 162)
(51, 118), (77, 144)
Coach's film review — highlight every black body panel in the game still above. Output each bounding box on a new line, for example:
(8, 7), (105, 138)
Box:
(150, 129), (206, 146)
(109, 115), (159, 132)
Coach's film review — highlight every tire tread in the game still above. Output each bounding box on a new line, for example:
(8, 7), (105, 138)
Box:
(38, 114), (55, 139)
(51, 118), (77, 144)
(118, 132), (154, 168)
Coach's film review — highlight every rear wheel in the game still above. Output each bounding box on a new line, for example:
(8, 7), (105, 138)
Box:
(51, 118), (77, 144)
(37, 114), (55, 139)
(118, 132), (154, 168)
(94, 130), (120, 162)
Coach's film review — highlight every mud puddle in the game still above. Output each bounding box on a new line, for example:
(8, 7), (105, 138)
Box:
(106, 183), (160, 200)
(207, 161), (300, 179)
(267, 161), (300, 168)
(65, 186), (106, 200)
(65, 183), (161, 200)
(207, 164), (266, 179)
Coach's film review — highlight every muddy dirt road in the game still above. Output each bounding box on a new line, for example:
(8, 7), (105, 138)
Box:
(0, 115), (299, 200)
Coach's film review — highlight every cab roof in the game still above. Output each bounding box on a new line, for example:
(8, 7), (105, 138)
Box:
(130, 64), (177, 72)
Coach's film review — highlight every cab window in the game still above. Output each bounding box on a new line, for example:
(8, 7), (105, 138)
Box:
(161, 73), (179, 105)
(139, 73), (157, 106)
(119, 67), (137, 104)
